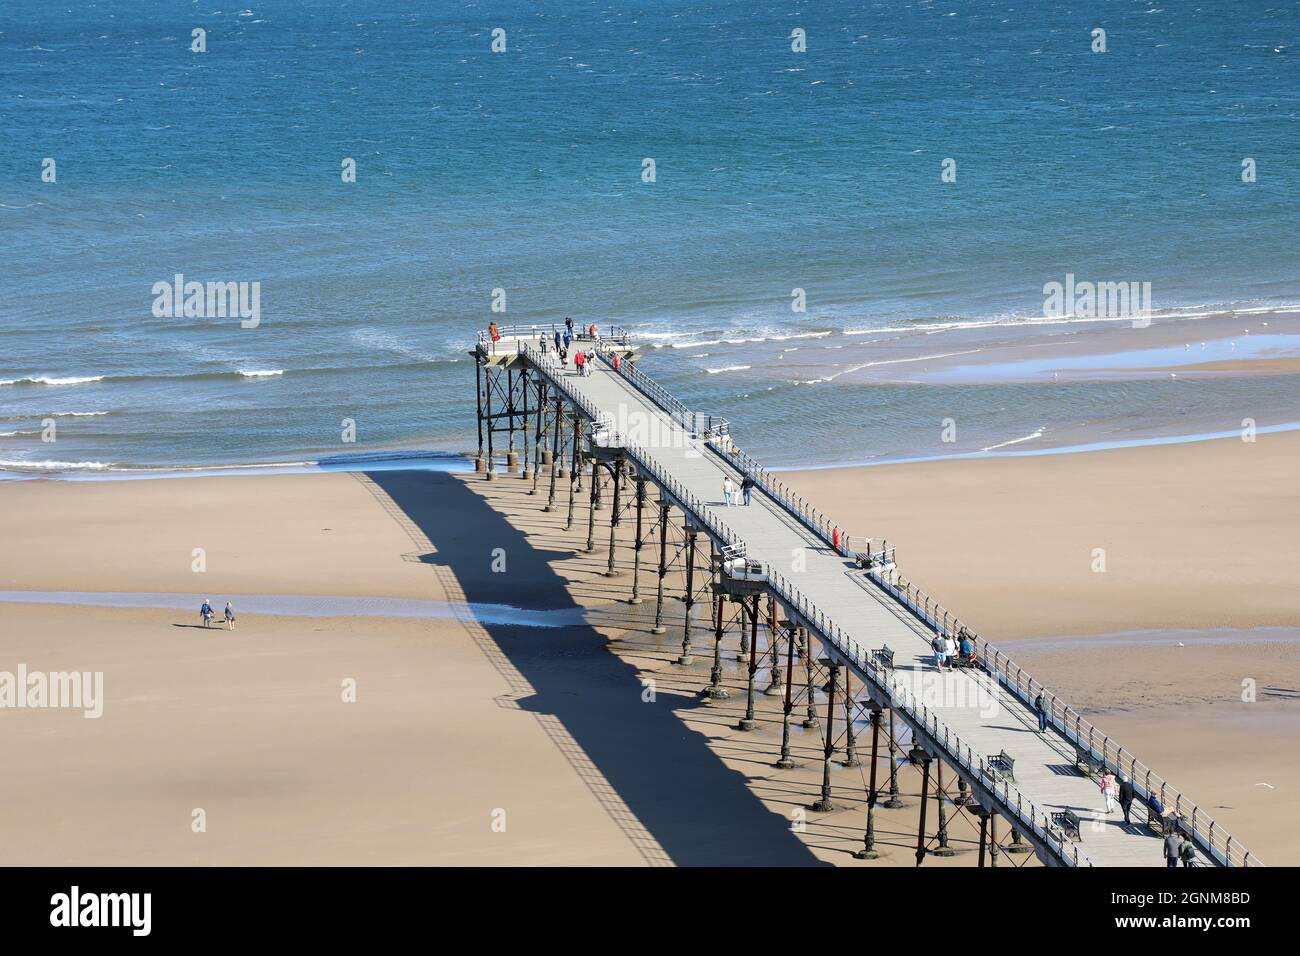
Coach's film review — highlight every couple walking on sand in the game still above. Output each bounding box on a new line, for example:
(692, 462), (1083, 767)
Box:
(199, 599), (236, 630)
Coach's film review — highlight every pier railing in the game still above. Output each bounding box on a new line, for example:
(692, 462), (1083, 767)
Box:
(862, 566), (1259, 868)
(477, 323), (631, 354)
(520, 338), (1091, 867)
(595, 348), (729, 438)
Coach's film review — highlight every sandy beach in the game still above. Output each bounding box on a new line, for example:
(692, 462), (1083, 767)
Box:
(2, 427), (1297, 865)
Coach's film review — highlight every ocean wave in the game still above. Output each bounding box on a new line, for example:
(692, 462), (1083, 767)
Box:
(0, 459), (115, 471)
(48, 411), (109, 417)
(0, 375), (105, 387)
(238, 369), (284, 378)
(981, 427), (1047, 452)
(705, 365), (751, 374)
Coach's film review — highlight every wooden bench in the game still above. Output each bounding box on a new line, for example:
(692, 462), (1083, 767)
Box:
(1074, 746), (1103, 777)
(987, 750), (1015, 783)
(1052, 809), (1082, 842)
(872, 645), (895, 674)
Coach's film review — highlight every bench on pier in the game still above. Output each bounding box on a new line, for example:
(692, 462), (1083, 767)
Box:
(854, 549), (896, 574)
(1074, 746), (1104, 778)
(1148, 810), (1178, 837)
(871, 645), (895, 674)
(986, 750), (1016, 783)
(1051, 809), (1083, 842)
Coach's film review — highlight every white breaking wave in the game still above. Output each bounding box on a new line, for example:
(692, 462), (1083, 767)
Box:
(238, 369), (284, 378)
(48, 411), (108, 417)
(981, 428), (1047, 452)
(800, 349), (983, 384)
(0, 459), (114, 471)
(0, 375), (105, 387)
(706, 365), (751, 374)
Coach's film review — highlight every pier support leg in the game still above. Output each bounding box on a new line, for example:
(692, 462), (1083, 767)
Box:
(705, 592), (728, 700)
(629, 479), (645, 603)
(737, 593), (761, 731)
(915, 755), (931, 866)
(990, 815), (1000, 868)
(651, 502), (669, 635)
(810, 661), (839, 812)
(884, 708), (906, 808)
(564, 423), (579, 530)
(604, 463), (622, 576)
(677, 529), (696, 663)
(474, 355), (486, 473)
(774, 622), (797, 768)
(484, 365), (496, 480)
(934, 761), (956, 856)
(1007, 828), (1031, 854)
(841, 673), (860, 768)
(544, 400), (562, 511)
(801, 629), (817, 729)
(528, 379), (545, 492)
(505, 368), (518, 474)
(854, 709), (882, 859)
(978, 815), (988, 868)
(584, 460), (599, 552)
(519, 368), (531, 480)
(764, 597), (783, 696)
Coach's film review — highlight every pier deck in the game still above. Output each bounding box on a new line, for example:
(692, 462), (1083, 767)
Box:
(477, 330), (1255, 868)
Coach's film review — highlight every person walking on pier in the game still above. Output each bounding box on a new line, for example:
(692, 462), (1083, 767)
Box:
(554, 329), (562, 353)
(565, 317), (574, 338)
(1034, 691), (1049, 732)
(1179, 833), (1195, 867)
(1118, 774), (1136, 824)
(1163, 830), (1181, 868)
(931, 631), (948, 671)
(722, 475), (736, 506)
(740, 474), (755, 505)
(573, 349), (586, 376)
(1101, 769), (1118, 815)
(584, 349), (595, 376)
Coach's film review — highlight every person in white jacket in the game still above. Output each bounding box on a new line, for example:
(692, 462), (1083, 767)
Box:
(722, 476), (735, 506)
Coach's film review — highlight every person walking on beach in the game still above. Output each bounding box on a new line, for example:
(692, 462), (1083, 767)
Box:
(224, 601), (236, 631)
(200, 599), (214, 628)
(740, 474), (755, 505)
(1118, 774), (1136, 824)
(722, 475), (735, 506)
(1034, 691), (1049, 732)
(1100, 769), (1118, 815)
(1164, 830), (1181, 868)
(931, 632), (948, 672)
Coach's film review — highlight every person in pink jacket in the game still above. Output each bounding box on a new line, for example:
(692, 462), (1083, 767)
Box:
(1100, 770), (1118, 814)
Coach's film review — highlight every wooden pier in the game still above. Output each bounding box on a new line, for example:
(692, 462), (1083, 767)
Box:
(472, 325), (1260, 868)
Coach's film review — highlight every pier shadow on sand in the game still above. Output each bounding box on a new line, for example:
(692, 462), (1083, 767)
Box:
(361, 469), (824, 867)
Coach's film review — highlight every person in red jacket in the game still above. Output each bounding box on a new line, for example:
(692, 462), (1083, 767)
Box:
(573, 349), (586, 374)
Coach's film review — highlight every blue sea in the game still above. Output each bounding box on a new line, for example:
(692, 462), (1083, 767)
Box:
(2, 0), (1298, 475)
